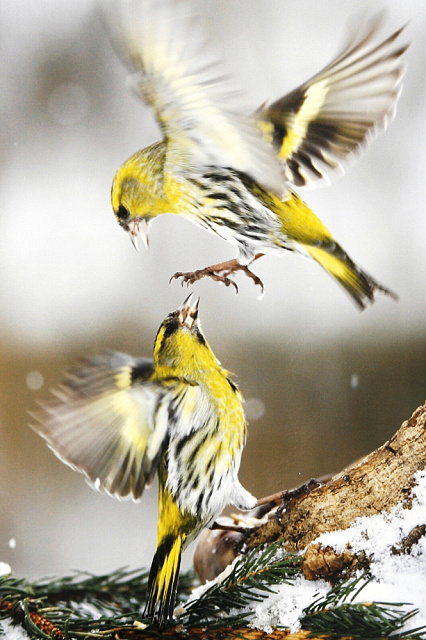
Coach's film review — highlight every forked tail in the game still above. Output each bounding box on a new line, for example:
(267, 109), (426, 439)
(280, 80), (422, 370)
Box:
(303, 242), (398, 310)
(144, 533), (184, 625)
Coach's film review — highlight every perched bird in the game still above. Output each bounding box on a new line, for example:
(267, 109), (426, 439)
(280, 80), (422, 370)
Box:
(30, 295), (256, 625)
(109, 1), (408, 309)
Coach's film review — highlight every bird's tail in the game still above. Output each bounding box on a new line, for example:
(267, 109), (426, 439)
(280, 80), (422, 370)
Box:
(144, 532), (184, 625)
(302, 242), (398, 310)
(269, 191), (397, 310)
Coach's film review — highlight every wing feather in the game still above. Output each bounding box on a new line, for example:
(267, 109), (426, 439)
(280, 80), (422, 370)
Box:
(260, 14), (408, 187)
(106, 3), (407, 194)
(30, 352), (177, 502)
(105, 0), (284, 195)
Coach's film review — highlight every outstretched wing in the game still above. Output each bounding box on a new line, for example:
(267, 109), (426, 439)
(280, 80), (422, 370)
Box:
(30, 352), (178, 502)
(260, 15), (408, 187)
(105, 0), (283, 195)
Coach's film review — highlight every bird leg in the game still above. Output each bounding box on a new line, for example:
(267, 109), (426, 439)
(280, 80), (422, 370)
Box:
(211, 478), (329, 531)
(254, 477), (329, 520)
(210, 520), (251, 534)
(273, 478), (324, 522)
(170, 254), (264, 293)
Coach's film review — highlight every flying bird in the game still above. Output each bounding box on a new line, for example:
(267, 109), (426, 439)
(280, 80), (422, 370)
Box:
(110, 1), (408, 308)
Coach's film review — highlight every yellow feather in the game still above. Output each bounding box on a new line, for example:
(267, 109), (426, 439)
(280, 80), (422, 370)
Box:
(31, 297), (255, 623)
(109, 5), (405, 308)
(278, 79), (330, 160)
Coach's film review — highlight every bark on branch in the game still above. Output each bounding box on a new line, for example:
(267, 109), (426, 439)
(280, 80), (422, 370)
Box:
(245, 402), (426, 554)
(195, 403), (426, 584)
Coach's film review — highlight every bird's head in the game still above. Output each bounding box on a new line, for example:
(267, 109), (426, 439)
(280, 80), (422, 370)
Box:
(111, 144), (168, 250)
(153, 294), (219, 376)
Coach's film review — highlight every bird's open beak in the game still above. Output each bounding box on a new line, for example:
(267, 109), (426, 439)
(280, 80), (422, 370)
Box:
(178, 293), (200, 329)
(126, 218), (150, 251)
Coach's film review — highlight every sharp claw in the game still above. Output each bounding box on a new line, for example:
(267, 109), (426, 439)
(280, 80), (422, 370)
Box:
(169, 259), (261, 296)
(229, 280), (238, 293)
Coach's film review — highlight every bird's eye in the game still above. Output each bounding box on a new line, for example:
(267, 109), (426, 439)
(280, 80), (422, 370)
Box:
(116, 204), (130, 223)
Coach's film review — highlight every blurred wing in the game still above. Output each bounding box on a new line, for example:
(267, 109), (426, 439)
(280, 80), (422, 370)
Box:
(260, 15), (408, 187)
(30, 352), (177, 502)
(105, 0), (284, 195)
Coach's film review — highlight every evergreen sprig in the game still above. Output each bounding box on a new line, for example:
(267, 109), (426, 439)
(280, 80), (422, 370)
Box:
(0, 567), (195, 639)
(34, 566), (151, 610)
(179, 541), (301, 628)
(1, 552), (425, 639)
(0, 544), (300, 638)
(301, 572), (426, 639)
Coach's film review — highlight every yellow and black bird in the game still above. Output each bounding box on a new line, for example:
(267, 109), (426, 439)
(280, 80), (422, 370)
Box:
(109, 0), (407, 309)
(31, 295), (256, 624)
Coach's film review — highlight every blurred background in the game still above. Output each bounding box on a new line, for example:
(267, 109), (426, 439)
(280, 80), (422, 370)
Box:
(1, 0), (425, 581)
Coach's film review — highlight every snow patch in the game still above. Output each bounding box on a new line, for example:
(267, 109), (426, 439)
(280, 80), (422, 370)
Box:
(250, 470), (426, 633)
(251, 576), (329, 633)
(0, 620), (29, 639)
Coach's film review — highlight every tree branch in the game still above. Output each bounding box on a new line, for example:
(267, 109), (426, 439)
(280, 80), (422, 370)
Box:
(195, 403), (426, 585)
(245, 403), (426, 553)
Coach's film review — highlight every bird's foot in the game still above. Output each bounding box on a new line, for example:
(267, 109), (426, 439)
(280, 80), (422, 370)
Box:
(274, 478), (324, 522)
(170, 258), (264, 294)
(253, 478), (326, 520)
